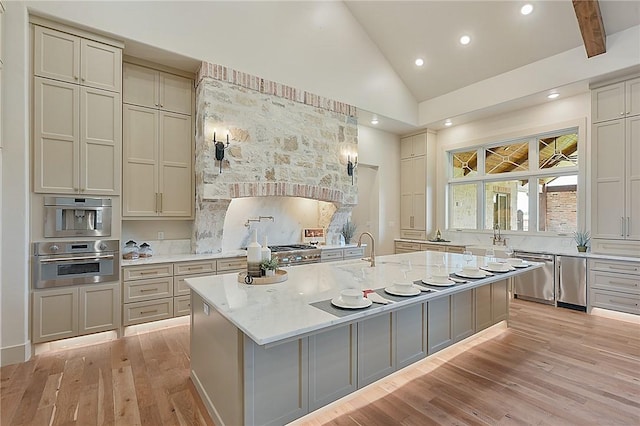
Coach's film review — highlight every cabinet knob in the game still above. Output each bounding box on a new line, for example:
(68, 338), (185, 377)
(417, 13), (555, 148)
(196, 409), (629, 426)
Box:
(620, 112), (625, 115)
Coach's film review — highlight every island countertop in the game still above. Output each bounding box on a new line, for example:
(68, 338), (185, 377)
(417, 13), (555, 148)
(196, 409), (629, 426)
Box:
(186, 251), (541, 346)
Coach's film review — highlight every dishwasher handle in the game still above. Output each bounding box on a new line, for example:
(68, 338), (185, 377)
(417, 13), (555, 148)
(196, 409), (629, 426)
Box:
(515, 253), (554, 262)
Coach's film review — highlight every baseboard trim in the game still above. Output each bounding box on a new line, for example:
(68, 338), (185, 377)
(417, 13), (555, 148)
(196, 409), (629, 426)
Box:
(1, 341), (32, 366)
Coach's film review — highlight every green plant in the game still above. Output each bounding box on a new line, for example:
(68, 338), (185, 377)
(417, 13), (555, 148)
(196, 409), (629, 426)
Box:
(260, 257), (279, 271)
(573, 230), (591, 247)
(341, 221), (357, 244)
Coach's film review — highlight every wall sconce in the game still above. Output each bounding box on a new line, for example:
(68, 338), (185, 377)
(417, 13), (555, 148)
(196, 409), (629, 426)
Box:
(347, 154), (358, 185)
(213, 131), (230, 174)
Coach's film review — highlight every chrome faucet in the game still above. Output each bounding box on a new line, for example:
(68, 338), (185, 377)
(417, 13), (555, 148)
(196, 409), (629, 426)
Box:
(492, 224), (507, 246)
(357, 232), (376, 267)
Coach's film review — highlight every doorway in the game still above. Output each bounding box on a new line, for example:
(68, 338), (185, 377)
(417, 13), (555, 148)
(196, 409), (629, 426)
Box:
(351, 164), (379, 258)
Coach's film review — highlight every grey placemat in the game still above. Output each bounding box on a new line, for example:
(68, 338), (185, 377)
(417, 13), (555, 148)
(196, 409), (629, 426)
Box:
(310, 287), (430, 317)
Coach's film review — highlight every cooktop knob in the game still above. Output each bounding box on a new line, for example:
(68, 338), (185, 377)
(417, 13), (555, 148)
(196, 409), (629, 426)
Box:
(99, 243), (107, 250)
(50, 244), (59, 252)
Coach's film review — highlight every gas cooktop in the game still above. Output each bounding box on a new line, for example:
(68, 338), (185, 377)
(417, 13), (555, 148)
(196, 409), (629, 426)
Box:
(269, 244), (318, 252)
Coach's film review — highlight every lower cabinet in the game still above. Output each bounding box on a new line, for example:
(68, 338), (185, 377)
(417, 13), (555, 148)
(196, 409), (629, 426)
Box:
(589, 259), (640, 315)
(32, 282), (120, 344)
(475, 280), (509, 331)
(320, 247), (365, 262)
(395, 302), (427, 369)
(357, 312), (396, 387)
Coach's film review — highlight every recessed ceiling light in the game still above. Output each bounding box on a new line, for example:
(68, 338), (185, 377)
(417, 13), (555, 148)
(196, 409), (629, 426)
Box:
(371, 116), (379, 125)
(415, 58), (424, 67)
(547, 93), (559, 99)
(459, 35), (471, 45)
(444, 120), (453, 126)
(521, 4), (534, 15)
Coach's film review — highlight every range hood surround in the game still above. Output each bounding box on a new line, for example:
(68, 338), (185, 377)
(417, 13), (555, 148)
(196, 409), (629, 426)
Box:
(193, 62), (359, 253)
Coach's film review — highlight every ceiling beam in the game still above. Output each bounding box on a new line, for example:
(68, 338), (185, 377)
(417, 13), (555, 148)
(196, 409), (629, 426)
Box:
(572, 0), (606, 58)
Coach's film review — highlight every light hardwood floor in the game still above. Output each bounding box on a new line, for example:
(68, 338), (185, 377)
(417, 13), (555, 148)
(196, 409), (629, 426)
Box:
(2, 299), (639, 425)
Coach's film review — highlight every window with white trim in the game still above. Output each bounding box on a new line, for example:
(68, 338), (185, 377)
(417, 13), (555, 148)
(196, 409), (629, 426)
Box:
(448, 128), (579, 233)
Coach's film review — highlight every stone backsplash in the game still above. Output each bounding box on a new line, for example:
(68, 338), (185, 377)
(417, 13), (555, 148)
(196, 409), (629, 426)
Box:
(193, 62), (358, 253)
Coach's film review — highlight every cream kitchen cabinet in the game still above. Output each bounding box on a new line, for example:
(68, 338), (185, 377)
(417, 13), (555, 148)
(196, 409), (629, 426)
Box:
(591, 102), (640, 256)
(320, 246), (365, 262)
(400, 132), (427, 159)
(33, 25), (122, 93)
(589, 259), (640, 315)
(32, 282), (120, 344)
(591, 77), (640, 123)
(33, 77), (121, 194)
(122, 62), (194, 218)
(123, 62), (193, 115)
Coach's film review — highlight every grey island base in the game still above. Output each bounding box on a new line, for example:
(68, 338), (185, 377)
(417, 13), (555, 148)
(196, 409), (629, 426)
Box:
(186, 251), (541, 426)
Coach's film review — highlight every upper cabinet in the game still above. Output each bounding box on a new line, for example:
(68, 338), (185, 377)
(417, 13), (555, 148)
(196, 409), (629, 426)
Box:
(591, 77), (640, 123)
(400, 133), (427, 159)
(123, 63), (193, 115)
(591, 76), (640, 257)
(34, 25), (122, 93)
(32, 23), (122, 195)
(1, 0), (5, 150)
(122, 62), (194, 218)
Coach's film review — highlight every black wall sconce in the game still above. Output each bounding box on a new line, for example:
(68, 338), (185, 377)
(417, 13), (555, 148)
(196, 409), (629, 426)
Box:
(213, 131), (230, 173)
(347, 154), (358, 185)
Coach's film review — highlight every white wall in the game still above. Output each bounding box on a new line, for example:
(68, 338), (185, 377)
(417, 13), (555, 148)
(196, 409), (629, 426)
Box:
(434, 92), (591, 252)
(357, 125), (400, 256)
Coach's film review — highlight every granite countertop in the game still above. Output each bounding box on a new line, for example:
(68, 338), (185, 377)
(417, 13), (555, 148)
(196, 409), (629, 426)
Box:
(186, 251), (542, 346)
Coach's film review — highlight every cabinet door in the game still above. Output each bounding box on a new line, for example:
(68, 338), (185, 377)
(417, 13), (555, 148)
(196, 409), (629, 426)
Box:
(33, 26), (80, 84)
(308, 324), (356, 410)
(400, 136), (412, 159)
(123, 63), (159, 108)
(357, 313), (395, 387)
(80, 86), (121, 194)
(411, 156), (427, 231)
(475, 285), (493, 331)
(123, 104), (159, 216)
(400, 158), (413, 229)
(592, 120), (626, 239)
(427, 296), (452, 354)
(80, 39), (121, 92)
(32, 288), (79, 343)
(491, 280), (508, 323)
(396, 303), (427, 369)
(159, 112), (193, 217)
(160, 72), (193, 115)
(625, 77), (640, 118)
(33, 77), (79, 193)
(79, 282), (120, 335)
(592, 82), (625, 123)
(626, 115), (640, 240)
(411, 132), (427, 157)
(452, 289), (474, 342)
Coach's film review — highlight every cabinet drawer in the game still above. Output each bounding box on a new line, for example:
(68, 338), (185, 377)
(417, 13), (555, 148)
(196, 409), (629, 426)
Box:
(174, 260), (216, 276)
(174, 295), (191, 317)
(590, 271), (640, 295)
(217, 257), (247, 272)
(590, 288), (640, 315)
(589, 259), (640, 275)
(395, 242), (421, 251)
(123, 298), (174, 325)
(400, 230), (426, 240)
(123, 277), (173, 303)
(446, 246), (466, 254)
(344, 247), (364, 259)
(174, 272), (211, 296)
(123, 264), (173, 281)
(321, 250), (343, 261)
(421, 244), (446, 252)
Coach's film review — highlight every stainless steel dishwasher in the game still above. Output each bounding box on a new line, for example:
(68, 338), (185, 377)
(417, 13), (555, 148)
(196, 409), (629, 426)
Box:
(513, 251), (556, 305)
(556, 256), (587, 311)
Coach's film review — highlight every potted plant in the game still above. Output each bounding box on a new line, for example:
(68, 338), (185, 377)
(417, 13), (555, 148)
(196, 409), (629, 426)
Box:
(341, 221), (357, 245)
(260, 257), (279, 277)
(573, 230), (591, 252)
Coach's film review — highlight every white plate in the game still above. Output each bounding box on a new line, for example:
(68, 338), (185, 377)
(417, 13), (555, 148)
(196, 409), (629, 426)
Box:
(384, 286), (421, 297)
(422, 278), (456, 287)
(455, 270), (487, 279)
(511, 262), (531, 268)
(331, 296), (373, 309)
(481, 265), (515, 273)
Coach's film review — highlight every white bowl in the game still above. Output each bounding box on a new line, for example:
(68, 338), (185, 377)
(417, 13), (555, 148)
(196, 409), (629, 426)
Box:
(462, 265), (481, 274)
(488, 261), (509, 271)
(431, 273), (450, 284)
(507, 258), (524, 266)
(340, 289), (364, 306)
(393, 280), (414, 291)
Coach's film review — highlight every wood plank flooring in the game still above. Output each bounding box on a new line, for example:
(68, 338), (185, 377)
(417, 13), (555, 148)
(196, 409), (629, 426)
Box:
(2, 299), (639, 425)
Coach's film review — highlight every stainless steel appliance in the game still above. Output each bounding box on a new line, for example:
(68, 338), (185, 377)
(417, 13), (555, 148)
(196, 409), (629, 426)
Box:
(44, 197), (112, 238)
(32, 240), (119, 289)
(269, 244), (321, 267)
(513, 251), (556, 304)
(556, 256), (587, 311)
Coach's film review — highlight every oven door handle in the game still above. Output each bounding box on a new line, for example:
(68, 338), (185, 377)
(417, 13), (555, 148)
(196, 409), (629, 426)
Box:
(39, 254), (115, 263)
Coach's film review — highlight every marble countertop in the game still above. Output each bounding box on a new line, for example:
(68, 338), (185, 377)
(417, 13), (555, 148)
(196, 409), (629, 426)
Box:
(186, 251), (542, 346)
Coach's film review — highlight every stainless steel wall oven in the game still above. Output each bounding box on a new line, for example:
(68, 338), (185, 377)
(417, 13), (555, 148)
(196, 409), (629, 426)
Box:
(32, 240), (119, 289)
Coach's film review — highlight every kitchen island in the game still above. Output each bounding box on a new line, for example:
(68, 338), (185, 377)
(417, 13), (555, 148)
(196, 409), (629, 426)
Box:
(186, 251), (541, 426)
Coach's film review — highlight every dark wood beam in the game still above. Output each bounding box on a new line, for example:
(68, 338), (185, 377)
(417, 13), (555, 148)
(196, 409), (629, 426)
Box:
(572, 0), (606, 58)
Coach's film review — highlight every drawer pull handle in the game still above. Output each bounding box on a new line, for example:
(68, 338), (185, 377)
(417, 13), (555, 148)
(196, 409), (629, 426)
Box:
(140, 271), (159, 275)
(139, 288), (157, 292)
(610, 299), (638, 307)
(140, 309), (159, 314)
(607, 265), (638, 271)
(187, 266), (203, 270)
(609, 281), (637, 287)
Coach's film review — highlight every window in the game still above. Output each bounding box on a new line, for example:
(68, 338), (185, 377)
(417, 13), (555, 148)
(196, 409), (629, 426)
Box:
(447, 128), (579, 233)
